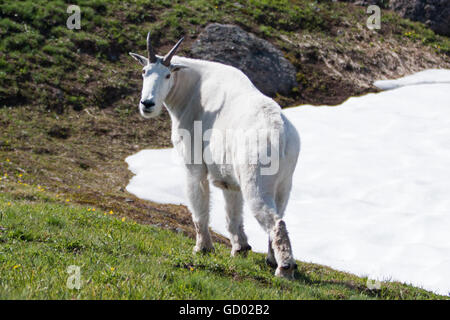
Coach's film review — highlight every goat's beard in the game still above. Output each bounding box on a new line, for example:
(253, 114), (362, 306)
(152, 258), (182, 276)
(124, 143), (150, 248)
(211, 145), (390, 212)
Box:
(139, 106), (162, 119)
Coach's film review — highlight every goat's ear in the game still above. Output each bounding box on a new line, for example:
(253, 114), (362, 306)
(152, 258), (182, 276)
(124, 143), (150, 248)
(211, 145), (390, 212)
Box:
(129, 52), (148, 66)
(170, 64), (187, 73)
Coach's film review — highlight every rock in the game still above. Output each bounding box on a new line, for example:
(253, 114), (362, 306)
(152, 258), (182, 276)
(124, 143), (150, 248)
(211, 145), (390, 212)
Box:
(389, 0), (449, 36)
(341, 0), (449, 36)
(191, 23), (297, 97)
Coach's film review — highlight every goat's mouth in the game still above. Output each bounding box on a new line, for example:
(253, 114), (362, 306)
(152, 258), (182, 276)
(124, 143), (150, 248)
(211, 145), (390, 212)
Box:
(140, 106), (159, 119)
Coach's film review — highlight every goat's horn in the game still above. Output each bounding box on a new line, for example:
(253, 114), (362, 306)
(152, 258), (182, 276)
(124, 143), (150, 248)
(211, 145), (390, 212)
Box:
(162, 37), (184, 67)
(147, 31), (157, 63)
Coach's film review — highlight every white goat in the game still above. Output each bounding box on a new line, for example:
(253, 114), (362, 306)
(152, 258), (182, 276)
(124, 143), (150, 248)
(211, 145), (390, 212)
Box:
(130, 32), (300, 279)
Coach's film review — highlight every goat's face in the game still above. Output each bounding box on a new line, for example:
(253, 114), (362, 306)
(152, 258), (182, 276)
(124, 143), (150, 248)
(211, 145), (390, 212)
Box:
(130, 33), (185, 119)
(138, 61), (171, 118)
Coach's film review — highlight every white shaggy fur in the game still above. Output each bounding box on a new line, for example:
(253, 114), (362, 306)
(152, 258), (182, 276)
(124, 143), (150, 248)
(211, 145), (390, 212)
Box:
(130, 46), (300, 278)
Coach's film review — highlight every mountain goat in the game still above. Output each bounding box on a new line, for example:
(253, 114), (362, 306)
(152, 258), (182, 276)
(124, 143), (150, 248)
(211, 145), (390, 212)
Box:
(130, 32), (300, 279)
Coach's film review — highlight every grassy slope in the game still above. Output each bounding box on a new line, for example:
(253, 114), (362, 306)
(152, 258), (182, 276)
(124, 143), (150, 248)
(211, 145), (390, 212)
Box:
(0, 186), (445, 299)
(1, 0), (450, 299)
(0, 0), (449, 109)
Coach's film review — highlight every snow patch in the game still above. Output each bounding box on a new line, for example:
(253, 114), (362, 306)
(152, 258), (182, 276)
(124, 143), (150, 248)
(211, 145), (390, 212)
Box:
(126, 69), (450, 296)
(374, 69), (450, 90)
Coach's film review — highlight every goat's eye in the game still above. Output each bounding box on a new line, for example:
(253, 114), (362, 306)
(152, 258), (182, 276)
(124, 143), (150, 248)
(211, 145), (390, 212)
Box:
(165, 74), (171, 79)
(142, 70), (146, 75)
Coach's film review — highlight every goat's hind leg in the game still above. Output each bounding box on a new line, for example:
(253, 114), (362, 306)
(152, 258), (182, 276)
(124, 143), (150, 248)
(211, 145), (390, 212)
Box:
(271, 219), (297, 278)
(269, 178), (297, 275)
(244, 192), (296, 279)
(223, 189), (251, 256)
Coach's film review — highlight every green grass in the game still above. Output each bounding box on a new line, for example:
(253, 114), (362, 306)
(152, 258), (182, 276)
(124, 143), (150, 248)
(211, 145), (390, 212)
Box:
(0, 186), (445, 299)
(381, 11), (450, 53)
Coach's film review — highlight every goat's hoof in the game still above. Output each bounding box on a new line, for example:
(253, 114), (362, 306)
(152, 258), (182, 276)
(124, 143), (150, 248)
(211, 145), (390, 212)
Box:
(231, 244), (252, 257)
(281, 263), (298, 270)
(193, 246), (215, 254)
(265, 257), (277, 268)
(275, 262), (297, 280)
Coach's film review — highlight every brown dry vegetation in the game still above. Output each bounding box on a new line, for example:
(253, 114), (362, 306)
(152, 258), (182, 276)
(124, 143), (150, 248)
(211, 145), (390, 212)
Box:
(0, 106), (230, 246)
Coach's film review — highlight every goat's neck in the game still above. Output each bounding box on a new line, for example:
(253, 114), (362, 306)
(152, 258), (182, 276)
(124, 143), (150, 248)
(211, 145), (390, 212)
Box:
(164, 63), (201, 121)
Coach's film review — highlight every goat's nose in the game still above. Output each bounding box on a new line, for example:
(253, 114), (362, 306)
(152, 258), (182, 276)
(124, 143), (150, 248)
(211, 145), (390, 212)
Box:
(141, 100), (155, 110)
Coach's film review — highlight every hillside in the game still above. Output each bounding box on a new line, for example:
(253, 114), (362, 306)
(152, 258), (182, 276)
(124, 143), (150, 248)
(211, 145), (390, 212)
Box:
(1, 0), (449, 109)
(0, 189), (445, 299)
(1, 0), (449, 299)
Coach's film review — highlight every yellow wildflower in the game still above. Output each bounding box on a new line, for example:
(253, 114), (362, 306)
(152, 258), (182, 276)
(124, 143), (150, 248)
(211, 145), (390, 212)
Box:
(110, 267), (115, 271)
(109, 210), (114, 215)
(12, 264), (21, 270)
(121, 217), (126, 222)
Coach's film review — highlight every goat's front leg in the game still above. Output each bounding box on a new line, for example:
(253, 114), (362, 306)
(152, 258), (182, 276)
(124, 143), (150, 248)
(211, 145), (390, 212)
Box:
(186, 170), (214, 253)
(266, 236), (277, 267)
(223, 189), (251, 256)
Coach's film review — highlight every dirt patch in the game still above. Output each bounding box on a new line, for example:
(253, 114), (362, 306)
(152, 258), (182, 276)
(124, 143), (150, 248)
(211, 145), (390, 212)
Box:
(47, 125), (71, 139)
(280, 25), (449, 106)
